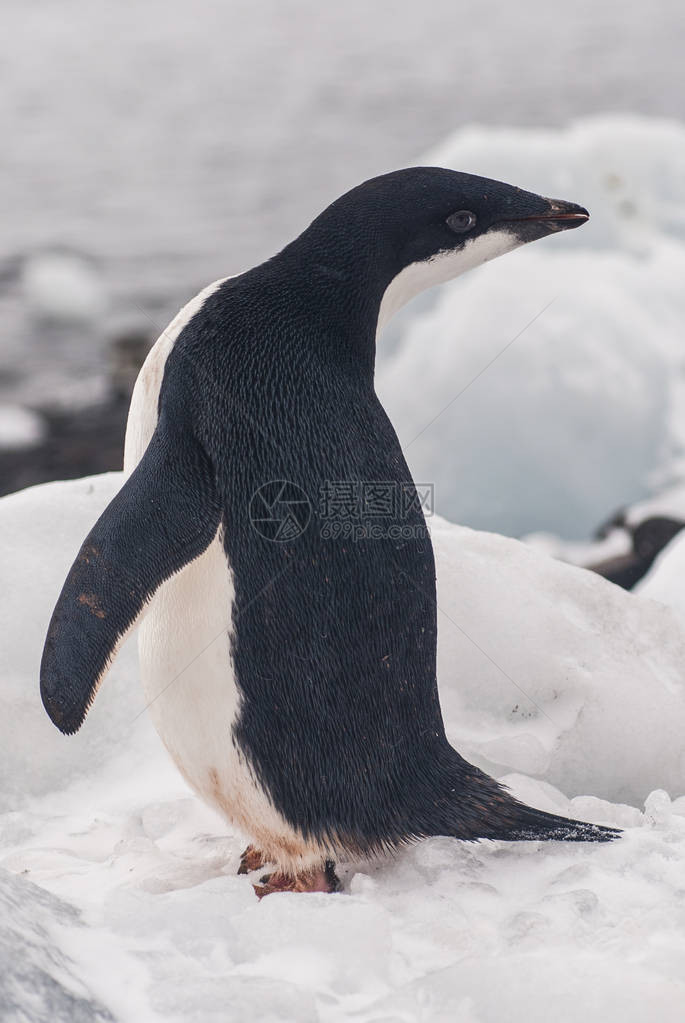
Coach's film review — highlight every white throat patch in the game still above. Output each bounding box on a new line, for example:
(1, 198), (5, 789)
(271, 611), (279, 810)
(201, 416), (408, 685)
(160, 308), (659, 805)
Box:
(376, 228), (518, 336)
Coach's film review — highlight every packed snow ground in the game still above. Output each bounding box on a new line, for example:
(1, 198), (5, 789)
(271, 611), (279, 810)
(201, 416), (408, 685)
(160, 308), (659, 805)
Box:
(3, 474), (685, 1022)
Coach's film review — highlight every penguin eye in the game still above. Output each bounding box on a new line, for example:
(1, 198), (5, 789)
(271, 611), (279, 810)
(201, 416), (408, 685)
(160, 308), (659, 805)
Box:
(446, 210), (477, 233)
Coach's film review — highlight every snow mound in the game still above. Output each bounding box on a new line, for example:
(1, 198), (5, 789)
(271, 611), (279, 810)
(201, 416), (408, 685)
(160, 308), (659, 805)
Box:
(431, 516), (685, 805)
(377, 116), (685, 539)
(0, 474), (155, 812)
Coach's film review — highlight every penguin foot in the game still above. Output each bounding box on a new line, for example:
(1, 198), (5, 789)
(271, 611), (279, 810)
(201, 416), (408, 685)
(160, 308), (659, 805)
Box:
(237, 844), (269, 875)
(253, 860), (341, 898)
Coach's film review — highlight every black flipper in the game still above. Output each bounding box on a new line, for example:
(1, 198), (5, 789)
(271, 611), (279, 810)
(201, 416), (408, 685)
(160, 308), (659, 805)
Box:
(40, 423), (221, 734)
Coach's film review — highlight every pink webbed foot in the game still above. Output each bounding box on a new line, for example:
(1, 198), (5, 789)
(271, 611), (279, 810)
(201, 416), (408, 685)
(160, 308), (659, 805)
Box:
(237, 844), (270, 875)
(253, 860), (341, 899)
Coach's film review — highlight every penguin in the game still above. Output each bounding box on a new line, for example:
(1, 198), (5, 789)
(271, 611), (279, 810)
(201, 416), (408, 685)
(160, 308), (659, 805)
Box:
(41, 167), (618, 897)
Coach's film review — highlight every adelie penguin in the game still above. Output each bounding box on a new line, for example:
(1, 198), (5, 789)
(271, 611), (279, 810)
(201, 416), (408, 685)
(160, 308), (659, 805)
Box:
(41, 168), (618, 896)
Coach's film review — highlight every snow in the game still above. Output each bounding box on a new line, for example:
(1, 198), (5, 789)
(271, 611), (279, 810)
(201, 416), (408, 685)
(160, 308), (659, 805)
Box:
(376, 116), (685, 540)
(0, 869), (115, 1023)
(0, 475), (151, 812)
(523, 480), (685, 574)
(3, 473), (685, 1020)
(523, 525), (632, 570)
(21, 251), (106, 325)
(431, 516), (685, 805)
(620, 482), (685, 529)
(0, 404), (45, 451)
(636, 528), (685, 623)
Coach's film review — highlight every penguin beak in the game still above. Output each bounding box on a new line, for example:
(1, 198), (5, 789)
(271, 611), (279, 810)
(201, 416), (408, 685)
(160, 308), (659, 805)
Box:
(499, 198), (589, 244)
(514, 199), (590, 233)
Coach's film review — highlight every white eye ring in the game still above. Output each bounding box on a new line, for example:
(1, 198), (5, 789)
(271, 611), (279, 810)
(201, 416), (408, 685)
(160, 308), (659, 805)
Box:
(446, 210), (477, 233)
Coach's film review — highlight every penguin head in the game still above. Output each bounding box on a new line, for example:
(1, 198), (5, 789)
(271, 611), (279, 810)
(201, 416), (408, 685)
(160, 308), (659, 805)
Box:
(302, 167), (588, 331)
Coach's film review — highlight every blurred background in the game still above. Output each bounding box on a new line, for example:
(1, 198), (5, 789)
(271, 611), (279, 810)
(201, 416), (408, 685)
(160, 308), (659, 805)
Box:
(2, 0), (685, 552)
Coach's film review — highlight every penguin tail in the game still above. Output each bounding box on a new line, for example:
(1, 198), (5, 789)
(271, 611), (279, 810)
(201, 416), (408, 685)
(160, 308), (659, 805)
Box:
(430, 759), (620, 844)
(481, 794), (620, 843)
